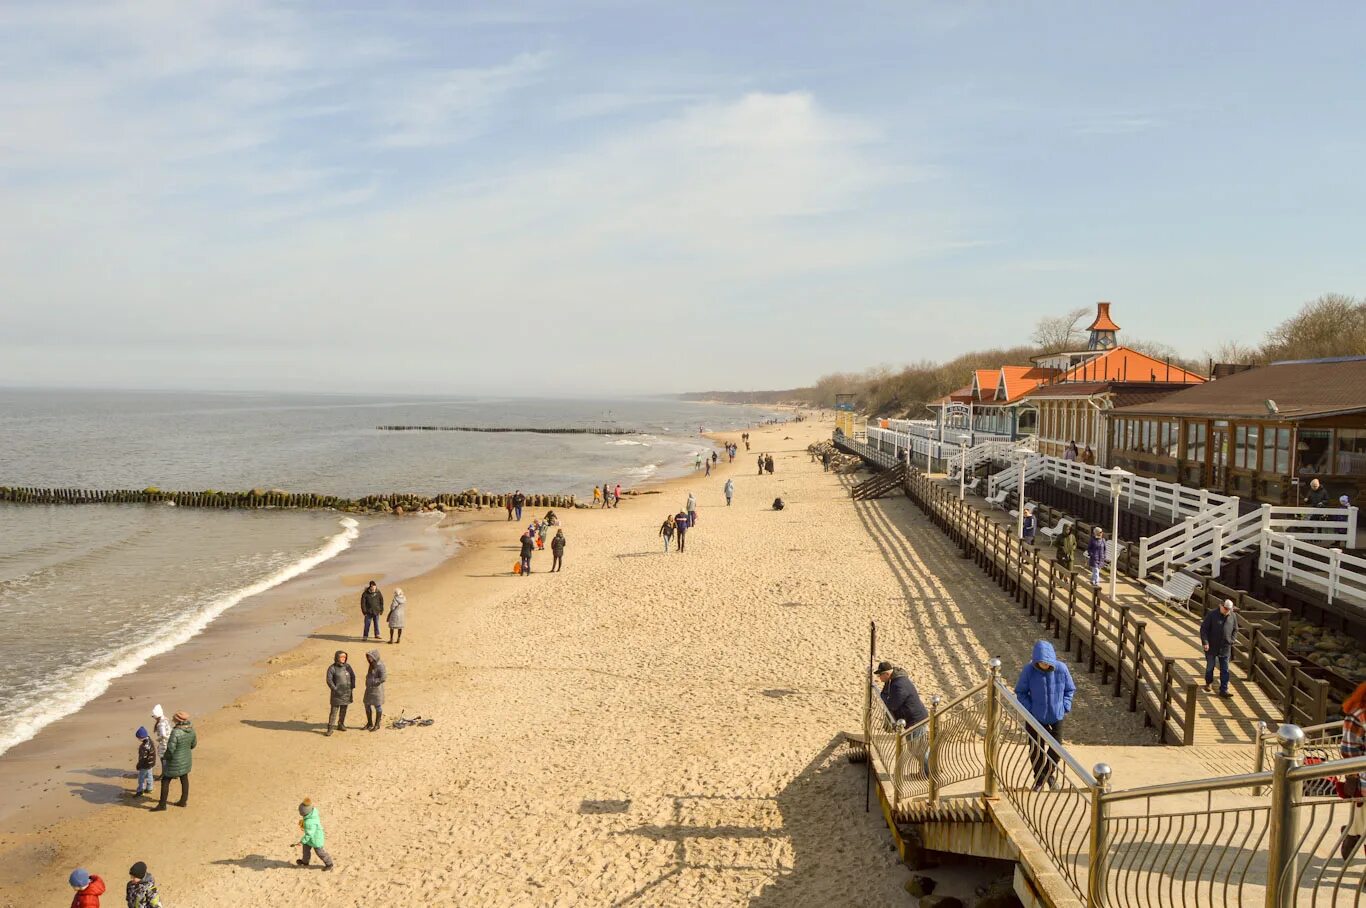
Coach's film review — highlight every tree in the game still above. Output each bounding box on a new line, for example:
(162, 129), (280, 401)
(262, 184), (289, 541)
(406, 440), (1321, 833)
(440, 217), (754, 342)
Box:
(1261, 293), (1366, 362)
(1030, 306), (1090, 352)
(1204, 340), (1260, 365)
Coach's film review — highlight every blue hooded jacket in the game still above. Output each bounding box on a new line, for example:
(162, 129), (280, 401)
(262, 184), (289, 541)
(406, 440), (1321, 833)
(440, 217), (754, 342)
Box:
(1014, 640), (1076, 726)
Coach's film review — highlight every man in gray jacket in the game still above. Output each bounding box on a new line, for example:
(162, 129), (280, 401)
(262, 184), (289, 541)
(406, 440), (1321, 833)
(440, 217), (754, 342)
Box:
(1200, 599), (1239, 697)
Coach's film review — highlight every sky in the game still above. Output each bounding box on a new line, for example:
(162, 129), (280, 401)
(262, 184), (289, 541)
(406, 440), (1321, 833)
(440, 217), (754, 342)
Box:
(3, 2), (1365, 395)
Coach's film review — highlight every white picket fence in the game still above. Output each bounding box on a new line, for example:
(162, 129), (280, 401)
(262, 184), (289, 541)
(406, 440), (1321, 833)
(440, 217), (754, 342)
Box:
(1261, 530), (1366, 607)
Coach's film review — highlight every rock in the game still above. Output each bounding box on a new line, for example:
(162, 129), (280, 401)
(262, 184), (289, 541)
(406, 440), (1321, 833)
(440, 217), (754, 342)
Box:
(919, 896), (963, 908)
(905, 874), (937, 897)
(974, 875), (1024, 908)
(1318, 638), (1344, 653)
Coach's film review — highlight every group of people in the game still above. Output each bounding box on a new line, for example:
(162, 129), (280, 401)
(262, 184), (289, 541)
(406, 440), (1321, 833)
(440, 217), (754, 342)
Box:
(594, 483), (622, 507)
(504, 490), (526, 521)
(67, 863), (162, 907)
(360, 580), (405, 644)
(325, 648), (387, 735)
(756, 453), (774, 475)
(1062, 440), (1096, 465)
(1307, 477), (1353, 512)
(659, 493), (700, 553)
(127, 703), (195, 811)
(518, 511), (565, 574)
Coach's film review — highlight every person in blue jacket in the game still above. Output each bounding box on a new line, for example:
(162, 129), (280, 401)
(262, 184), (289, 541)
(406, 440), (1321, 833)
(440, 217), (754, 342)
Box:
(1014, 640), (1076, 790)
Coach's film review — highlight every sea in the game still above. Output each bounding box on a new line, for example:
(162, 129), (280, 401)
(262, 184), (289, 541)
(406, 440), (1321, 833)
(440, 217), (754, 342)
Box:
(0, 389), (781, 758)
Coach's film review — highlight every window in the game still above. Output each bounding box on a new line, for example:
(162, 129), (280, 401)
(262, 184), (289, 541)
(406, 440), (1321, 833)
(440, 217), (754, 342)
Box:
(1233, 424), (1261, 471)
(1261, 427), (1290, 475)
(1298, 429), (1332, 474)
(1185, 422), (1207, 463)
(1337, 429), (1366, 475)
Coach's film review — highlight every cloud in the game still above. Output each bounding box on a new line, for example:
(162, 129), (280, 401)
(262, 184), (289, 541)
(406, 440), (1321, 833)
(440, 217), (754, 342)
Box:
(376, 51), (552, 148)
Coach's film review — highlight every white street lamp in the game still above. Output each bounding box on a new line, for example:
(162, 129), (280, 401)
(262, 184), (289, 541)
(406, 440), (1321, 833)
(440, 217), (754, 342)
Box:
(959, 434), (972, 499)
(1015, 452), (1028, 540)
(1107, 467), (1132, 599)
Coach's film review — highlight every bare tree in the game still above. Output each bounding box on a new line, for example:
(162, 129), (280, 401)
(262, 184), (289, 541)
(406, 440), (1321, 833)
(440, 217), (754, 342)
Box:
(1204, 340), (1260, 365)
(1030, 306), (1090, 352)
(1262, 293), (1366, 362)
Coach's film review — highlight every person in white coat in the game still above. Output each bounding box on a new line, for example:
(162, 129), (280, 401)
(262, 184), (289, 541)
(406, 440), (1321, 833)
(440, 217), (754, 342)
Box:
(150, 704), (172, 777)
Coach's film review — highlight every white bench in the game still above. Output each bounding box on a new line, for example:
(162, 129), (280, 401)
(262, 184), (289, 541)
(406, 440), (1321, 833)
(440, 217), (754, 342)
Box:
(964, 477), (982, 495)
(1039, 516), (1074, 542)
(1144, 572), (1201, 614)
(984, 490), (1008, 509)
(1008, 502), (1040, 520)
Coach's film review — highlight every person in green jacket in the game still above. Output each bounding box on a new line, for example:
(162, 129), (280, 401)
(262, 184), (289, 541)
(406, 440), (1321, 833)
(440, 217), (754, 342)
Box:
(151, 712), (195, 811)
(1058, 525), (1077, 570)
(295, 798), (335, 870)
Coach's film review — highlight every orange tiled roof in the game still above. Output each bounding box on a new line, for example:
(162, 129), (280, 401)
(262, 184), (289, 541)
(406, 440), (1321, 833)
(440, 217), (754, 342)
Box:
(1088, 301), (1120, 332)
(1059, 346), (1206, 384)
(996, 365), (1057, 403)
(972, 369), (998, 400)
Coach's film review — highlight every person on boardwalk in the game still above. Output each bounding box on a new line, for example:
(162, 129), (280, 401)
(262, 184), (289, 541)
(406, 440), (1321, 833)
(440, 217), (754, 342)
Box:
(765, 454), (775, 474)
(363, 650), (386, 731)
(674, 511), (689, 552)
(1057, 524), (1077, 570)
(512, 490), (526, 520)
(1339, 681), (1366, 858)
(295, 798), (336, 870)
(150, 704), (171, 772)
(1081, 445), (1095, 465)
(361, 580), (384, 641)
(1021, 507), (1036, 546)
(1307, 477), (1329, 510)
(130, 727), (155, 798)
(724, 477), (734, 506)
(1200, 598), (1238, 697)
(686, 492), (697, 528)
(505, 494), (515, 521)
(325, 651), (355, 736)
(387, 588), (405, 644)
(68, 869), (105, 907)
(152, 712), (195, 810)
(550, 529), (566, 571)
(1014, 640), (1075, 790)
(1086, 529), (1107, 587)
(125, 862), (161, 908)
(875, 660), (930, 773)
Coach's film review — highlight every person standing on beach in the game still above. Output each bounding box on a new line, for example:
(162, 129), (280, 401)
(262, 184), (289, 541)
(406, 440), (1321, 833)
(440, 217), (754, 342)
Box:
(674, 510), (689, 552)
(361, 580), (384, 641)
(614, 483), (622, 507)
(150, 705), (171, 773)
(67, 869), (105, 907)
(387, 588), (406, 644)
(325, 651), (355, 736)
(694, 454), (702, 471)
(686, 492), (697, 528)
(130, 727), (155, 798)
(757, 454), (764, 475)
(363, 650), (386, 731)
(152, 712), (195, 810)
(724, 477), (734, 506)
(520, 531), (535, 576)
(1014, 641), (1075, 790)
(593, 485), (602, 507)
(659, 515), (675, 553)
(765, 454), (775, 474)
(551, 529), (566, 571)
(295, 798), (336, 871)
(505, 495), (515, 521)
(125, 862), (161, 908)
(513, 490), (526, 521)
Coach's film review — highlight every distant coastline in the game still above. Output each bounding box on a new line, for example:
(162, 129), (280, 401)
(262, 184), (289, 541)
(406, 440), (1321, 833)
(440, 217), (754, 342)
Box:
(677, 388), (815, 405)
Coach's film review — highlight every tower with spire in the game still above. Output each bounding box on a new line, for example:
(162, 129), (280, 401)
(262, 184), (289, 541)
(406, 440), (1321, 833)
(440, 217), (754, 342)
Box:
(1087, 301), (1120, 351)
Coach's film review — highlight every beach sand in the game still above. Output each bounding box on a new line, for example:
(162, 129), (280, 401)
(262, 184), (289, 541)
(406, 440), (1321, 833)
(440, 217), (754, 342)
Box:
(0, 416), (1154, 906)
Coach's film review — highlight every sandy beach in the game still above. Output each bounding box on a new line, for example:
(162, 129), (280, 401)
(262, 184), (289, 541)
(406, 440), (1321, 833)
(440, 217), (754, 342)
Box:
(1, 415), (1155, 906)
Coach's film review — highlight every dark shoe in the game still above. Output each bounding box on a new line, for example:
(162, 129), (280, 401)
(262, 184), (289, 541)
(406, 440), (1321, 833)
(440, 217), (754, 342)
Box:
(175, 800), (187, 807)
(322, 864), (334, 871)
(151, 804), (168, 812)
(337, 725), (348, 732)
(363, 723), (373, 731)
(1219, 690), (1233, 698)
(296, 859), (309, 866)
(1342, 829), (1361, 860)
(1202, 684), (1212, 693)
(325, 727), (333, 737)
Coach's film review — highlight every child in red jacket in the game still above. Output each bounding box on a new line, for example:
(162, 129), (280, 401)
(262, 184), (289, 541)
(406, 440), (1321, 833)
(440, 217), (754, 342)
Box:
(69, 868), (105, 907)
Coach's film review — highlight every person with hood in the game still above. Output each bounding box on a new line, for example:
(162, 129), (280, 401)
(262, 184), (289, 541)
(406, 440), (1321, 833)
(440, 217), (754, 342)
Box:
(686, 492), (697, 528)
(360, 580), (384, 641)
(68, 868), (105, 907)
(1086, 529), (1107, 587)
(363, 650), (386, 731)
(131, 727), (156, 798)
(387, 588), (406, 644)
(724, 477), (734, 507)
(325, 651), (355, 736)
(295, 798), (335, 870)
(1200, 598), (1239, 697)
(1057, 524), (1078, 570)
(152, 712), (195, 810)
(149, 705), (171, 771)
(519, 531), (535, 576)
(875, 661), (930, 774)
(125, 862), (161, 908)
(1014, 641), (1076, 790)
(765, 454), (775, 474)
(550, 529), (566, 572)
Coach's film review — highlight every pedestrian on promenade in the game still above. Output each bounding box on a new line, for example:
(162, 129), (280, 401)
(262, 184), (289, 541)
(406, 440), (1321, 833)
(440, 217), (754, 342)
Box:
(152, 711), (195, 810)
(513, 490), (526, 521)
(674, 511), (689, 552)
(68, 869), (105, 907)
(874, 660), (930, 774)
(505, 494), (515, 521)
(1339, 681), (1366, 858)
(822, 450), (832, 472)
(363, 649), (386, 731)
(295, 798), (336, 870)
(724, 478), (734, 506)
(1200, 598), (1238, 697)
(387, 588), (405, 644)
(125, 862), (160, 908)
(1057, 525), (1077, 570)
(1308, 477), (1329, 510)
(686, 492), (697, 528)
(765, 454), (775, 474)
(1014, 641), (1075, 790)
(1086, 529), (1107, 587)
(550, 529), (566, 571)
(1022, 507), (1036, 546)
(360, 580), (384, 641)
(519, 531), (535, 576)
(659, 515), (675, 553)
(150, 705), (171, 773)
(325, 651), (354, 736)
(614, 483), (622, 507)
(130, 727), (155, 798)
(1064, 441), (1078, 462)
(1081, 446), (1095, 465)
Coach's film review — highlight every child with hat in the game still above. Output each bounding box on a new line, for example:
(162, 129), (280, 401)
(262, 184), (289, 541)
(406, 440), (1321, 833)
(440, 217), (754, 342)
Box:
(68, 868), (105, 907)
(132, 727), (156, 798)
(125, 863), (161, 908)
(295, 798), (335, 870)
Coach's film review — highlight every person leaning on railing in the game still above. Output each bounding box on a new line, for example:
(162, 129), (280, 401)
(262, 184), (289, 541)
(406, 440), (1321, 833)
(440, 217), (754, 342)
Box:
(874, 660), (930, 775)
(1340, 681), (1366, 859)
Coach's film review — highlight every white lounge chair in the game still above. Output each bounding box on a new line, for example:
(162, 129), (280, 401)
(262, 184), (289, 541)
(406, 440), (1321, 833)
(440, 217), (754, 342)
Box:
(984, 490), (1008, 509)
(964, 477), (982, 494)
(1039, 517), (1075, 542)
(1008, 502), (1040, 520)
(1144, 572), (1201, 614)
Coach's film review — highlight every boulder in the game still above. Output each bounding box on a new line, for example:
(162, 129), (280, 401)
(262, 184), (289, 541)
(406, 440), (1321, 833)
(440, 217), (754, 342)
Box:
(904, 874), (937, 897)
(919, 896), (963, 908)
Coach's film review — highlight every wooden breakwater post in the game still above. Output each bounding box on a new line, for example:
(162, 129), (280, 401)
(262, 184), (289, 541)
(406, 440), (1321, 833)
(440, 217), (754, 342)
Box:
(0, 486), (578, 514)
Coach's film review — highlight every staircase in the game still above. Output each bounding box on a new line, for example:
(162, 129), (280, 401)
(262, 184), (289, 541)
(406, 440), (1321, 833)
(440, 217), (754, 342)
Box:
(851, 463), (907, 500)
(985, 454), (1045, 498)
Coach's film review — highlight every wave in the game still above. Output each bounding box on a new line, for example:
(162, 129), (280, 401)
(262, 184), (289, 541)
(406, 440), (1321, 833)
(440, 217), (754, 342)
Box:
(608, 438), (652, 447)
(0, 517), (361, 759)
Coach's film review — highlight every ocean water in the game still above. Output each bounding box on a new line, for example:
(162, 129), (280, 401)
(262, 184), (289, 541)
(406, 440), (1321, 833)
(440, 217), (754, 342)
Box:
(0, 390), (780, 756)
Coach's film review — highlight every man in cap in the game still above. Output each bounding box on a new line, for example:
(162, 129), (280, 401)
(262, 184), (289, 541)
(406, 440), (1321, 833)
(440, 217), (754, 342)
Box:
(1200, 598), (1239, 697)
(874, 660), (930, 774)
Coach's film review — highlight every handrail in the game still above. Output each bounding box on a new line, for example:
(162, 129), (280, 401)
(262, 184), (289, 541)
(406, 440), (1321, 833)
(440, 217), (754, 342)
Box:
(1100, 770), (1271, 805)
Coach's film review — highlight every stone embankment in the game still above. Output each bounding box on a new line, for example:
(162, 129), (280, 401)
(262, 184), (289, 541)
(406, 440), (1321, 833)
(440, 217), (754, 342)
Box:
(0, 486), (575, 514)
(807, 440), (866, 474)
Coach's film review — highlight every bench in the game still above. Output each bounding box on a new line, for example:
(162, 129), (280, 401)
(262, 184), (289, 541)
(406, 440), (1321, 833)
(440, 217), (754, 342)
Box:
(1144, 571), (1201, 615)
(1039, 516), (1075, 542)
(984, 490), (1008, 509)
(964, 477), (982, 495)
(1008, 502), (1039, 520)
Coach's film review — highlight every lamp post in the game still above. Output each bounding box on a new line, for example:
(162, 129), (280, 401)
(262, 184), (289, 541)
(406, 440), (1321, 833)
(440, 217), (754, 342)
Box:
(1015, 452), (1028, 541)
(959, 434), (972, 499)
(1107, 467), (1131, 599)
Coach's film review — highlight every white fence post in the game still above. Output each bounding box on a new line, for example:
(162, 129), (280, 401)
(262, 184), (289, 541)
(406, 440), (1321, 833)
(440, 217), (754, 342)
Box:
(1329, 549), (1341, 605)
(1350, 507), (1360, 549)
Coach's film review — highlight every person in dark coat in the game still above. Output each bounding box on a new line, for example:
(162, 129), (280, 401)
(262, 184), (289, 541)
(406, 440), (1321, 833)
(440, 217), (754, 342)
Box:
(1014, 640), (1075, 790)
(674, 511), (690, 552)
(875, 661), (930, 774)
(512, 490), (526, 521)
(360, 580), (384, 640)
(363, 650), (386, 731)
(151, 712), (196, 810)
(519, 531), (535, 575)
(1307, 477), (1329, 510)
(764, 454), (775, 474)
(1086, 529), (1107, 587)
(325, 651), (355, 736)
(1200, 598), (1239, 697)
(550, 530), (566, 572)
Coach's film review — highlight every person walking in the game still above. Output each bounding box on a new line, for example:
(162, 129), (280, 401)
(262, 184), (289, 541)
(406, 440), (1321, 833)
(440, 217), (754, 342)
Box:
(1308, 477), (1329, 509)
(705, 459), (711, 477)
(593, 485), (602, 507)
(765, 454), (775, 474)
(686, 492), (697, 529)
(130, 727), (155, 798)
(67, 869), (105, 907)
(360, 580), (384, 641)
(757, 454), (764, 475)
(1086, 529), (1107, 587)
(822, 450), (832, 472)
(874, 660), (930, 774)
(295, 798), (336, 871)
(659, 515), (675, 553)
(512, 490), (526, 521)
(1014, 641), (1075, 790)
(151, 712), (195, 810)
(519, 531), (535, 575)
(1200, 598), (1238, 697)
(387, 588), (406, 644)
(550, 529), (566, 571)
(724, 477), (734, 506)
(1022, 507), (1036, 546)
(150, 704), (171, 773)
(614, 483), (622, 507)
(1058, 524), (1078, 570)
(1339, 681), (1366, 858)
(674, 511), (689, 552)
(505, 494), (515, 521)
(363, 649), (386, 731)
(124, 862), (161, 908)
(325, 651), (355, 736)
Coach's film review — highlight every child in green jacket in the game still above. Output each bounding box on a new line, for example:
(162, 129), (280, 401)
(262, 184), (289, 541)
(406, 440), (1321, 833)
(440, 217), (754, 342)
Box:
(295, 799), (335, 870)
